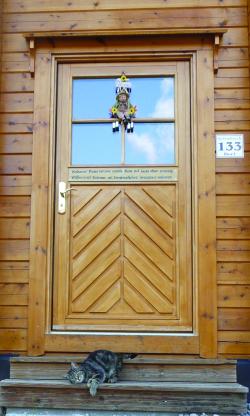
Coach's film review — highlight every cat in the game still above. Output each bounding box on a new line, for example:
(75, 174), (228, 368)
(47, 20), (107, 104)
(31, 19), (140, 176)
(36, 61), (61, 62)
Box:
(65, 349), (137, 396)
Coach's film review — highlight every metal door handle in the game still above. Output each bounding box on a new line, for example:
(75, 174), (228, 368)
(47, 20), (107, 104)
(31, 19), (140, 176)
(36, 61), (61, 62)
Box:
(58, 182), (77, 214)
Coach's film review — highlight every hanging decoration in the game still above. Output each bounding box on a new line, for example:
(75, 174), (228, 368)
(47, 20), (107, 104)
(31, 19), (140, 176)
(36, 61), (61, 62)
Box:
(109, 72), (137, 133)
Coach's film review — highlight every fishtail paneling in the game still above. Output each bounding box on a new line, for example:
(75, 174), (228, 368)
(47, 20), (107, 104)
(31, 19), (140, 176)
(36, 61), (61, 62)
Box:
(0, 0), (249, 356)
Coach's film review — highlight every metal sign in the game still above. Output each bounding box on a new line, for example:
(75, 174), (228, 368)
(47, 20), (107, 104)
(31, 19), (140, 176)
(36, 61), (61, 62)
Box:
(216, 134), (244, 158)
(69, 167), (178, 183)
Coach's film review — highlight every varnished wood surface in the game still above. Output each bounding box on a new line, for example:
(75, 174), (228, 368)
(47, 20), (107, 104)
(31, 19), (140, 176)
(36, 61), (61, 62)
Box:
(0, 379), (247, 414)
(0, 0), (249, 357)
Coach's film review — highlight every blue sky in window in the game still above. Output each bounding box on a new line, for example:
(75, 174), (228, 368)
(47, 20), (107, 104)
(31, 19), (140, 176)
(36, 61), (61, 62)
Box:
(72, 76), (175, 165)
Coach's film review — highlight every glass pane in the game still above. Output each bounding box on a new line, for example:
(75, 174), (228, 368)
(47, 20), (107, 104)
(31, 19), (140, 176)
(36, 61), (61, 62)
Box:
(72, 124), (121, 165)
(125, 123), (175, 165)
(72, 77), (175, 120)
(72, 79), (115, 119)
(131, 77), (174, 118)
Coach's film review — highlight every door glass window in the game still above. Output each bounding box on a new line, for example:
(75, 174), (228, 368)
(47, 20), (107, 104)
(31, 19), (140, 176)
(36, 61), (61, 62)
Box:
(71, 76), (175, 165)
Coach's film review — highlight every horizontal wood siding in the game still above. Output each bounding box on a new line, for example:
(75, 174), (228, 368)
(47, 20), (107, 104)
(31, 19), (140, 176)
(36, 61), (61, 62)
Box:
(0, 0), (249, 357)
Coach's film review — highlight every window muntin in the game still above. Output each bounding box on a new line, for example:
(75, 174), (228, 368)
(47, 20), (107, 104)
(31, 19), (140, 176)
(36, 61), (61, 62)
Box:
(71, 76), (175, 165)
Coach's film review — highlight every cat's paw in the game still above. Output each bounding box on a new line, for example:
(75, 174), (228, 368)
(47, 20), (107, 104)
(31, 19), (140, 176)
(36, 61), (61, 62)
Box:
(87, 378), (99, 397)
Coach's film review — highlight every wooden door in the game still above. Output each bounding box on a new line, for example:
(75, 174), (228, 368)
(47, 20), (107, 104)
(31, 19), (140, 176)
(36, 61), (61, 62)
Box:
(52, 61), (193, 347)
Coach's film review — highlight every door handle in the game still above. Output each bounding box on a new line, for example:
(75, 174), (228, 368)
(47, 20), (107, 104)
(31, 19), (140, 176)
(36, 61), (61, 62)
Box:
(58, 181), (77, 214)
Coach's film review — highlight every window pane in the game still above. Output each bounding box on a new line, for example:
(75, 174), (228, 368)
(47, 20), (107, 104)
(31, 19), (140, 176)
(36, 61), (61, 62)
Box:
(132, 77), (174, 118)
(72, 124), (121, 165)
(72, 79), (115, 119)
(72, 77), (175, 120)
(125, 123), (175, 165)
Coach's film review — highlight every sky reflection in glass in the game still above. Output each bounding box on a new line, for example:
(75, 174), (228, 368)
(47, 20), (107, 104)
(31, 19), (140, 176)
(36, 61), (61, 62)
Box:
(72, 123), (174, 165)
(72, 77), (174, 119)
(126, 123), (175, 164)
(72, 124), (121, 165)
(72, 76), (175, 165)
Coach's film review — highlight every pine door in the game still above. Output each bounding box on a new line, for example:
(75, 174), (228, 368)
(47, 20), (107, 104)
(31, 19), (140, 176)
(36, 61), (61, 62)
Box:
(52, 61), (194, 349)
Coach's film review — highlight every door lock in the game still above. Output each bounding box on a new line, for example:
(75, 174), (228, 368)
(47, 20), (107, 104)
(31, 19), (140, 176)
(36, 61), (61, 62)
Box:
(58, 181), (77, 214)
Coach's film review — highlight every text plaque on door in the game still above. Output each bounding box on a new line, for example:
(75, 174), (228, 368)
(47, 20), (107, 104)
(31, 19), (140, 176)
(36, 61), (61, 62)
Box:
(69, 167), (178, 183)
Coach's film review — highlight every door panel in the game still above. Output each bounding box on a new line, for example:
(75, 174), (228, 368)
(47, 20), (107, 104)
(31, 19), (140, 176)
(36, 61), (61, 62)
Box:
(53, 184), (186, 331)
(52, 60), (194, 347)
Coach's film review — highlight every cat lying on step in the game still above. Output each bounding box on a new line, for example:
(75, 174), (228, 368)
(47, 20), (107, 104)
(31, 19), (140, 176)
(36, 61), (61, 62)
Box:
(65, 349), (137, 396)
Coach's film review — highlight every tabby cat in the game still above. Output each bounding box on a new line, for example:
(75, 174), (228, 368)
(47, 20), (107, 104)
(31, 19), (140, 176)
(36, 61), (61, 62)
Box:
(65, 349), (137, 396)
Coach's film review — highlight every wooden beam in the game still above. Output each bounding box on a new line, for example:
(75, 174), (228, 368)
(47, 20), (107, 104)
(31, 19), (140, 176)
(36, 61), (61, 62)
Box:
(24, 28), (227, 39)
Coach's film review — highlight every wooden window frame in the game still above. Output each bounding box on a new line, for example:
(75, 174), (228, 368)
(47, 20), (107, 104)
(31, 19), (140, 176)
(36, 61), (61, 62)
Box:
(28, 35), (217, 357)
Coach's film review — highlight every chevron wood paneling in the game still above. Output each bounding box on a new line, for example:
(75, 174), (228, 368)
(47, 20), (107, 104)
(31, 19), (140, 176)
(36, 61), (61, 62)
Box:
(66, 185), (180, 330)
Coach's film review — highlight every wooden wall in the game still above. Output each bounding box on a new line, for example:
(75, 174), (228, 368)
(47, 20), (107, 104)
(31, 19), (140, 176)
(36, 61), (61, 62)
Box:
(0, 0), (249, 357)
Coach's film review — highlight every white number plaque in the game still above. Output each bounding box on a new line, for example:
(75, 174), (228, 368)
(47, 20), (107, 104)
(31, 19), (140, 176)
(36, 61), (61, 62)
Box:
(216, 134), (244, 158)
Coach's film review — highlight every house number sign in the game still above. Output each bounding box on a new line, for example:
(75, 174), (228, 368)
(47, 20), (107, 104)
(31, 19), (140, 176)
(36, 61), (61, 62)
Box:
(216, 134), (244, 158)
(69, 167), (178, 182)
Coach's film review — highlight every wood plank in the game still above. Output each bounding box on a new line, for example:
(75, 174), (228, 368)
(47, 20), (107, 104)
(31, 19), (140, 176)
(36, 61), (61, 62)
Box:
(0, 318), (27, 328)
(28, 51), (53, 355)
(218, 331), (250, 341)
(124, 261), (172, 313)
(0, 269), (29, 283)
(215, 68), (249, 89)
(217, 262), (250, 283)
(124, 196), (174, 256)
(217, 195), (250, 216)
(214, 89), (250, 110)
(1, 52), (30, 73)
(0, 218), (30, 238)
(218, 284), (250, 307)
(216, 173), (250, 194)
(2, 34), (29, 53)
(217, 218), (250, 239)
(9, 360), (237, 382)
(124, 216), (173, 279)
(45, 333), (199, 354)
(0, 73), (34, 93)
(196, 48), (217, 358)
(72, 218), (121, 278)
(0, 134), (33, 153)
(72, 239), (121, 301)
(215, 109), (250, 122)
(240, 131), (250, 151)
(0, 93), (34, 113)
(0, 294), (28, 305)
(0, 176), (32, 196)
(0, 329), (27, 350)
(0, 379), (246, 393)
(3, 8), (247, 33)
(216, 151), (250, 172)
(125, 188), (173, 236)
(221, 27), (249, 47)
(0, 154), (32, 174)
(218, 308), (250, 330)
(0, 241), (30, 261)
(0, 113), (33, 133)
(218, 342), (250, 354)
(0, 196), (31, 216)
(0, 283), (28, 295)
(0, 305), (27, 318)
(215, 120), (250, 130)
(217, 240), (250, 261)
(0, 380), (247, 414)
(218, 47), (249, 68)
(0, 261), (29, 270)
(3, 0), (247, 13)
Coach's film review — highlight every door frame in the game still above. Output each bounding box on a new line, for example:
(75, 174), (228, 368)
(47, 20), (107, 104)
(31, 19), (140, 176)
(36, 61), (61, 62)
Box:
(28, 35), (217, 357)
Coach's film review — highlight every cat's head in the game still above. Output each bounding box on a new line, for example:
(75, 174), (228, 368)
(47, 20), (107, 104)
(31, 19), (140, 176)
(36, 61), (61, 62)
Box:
(64, 362), (86, 384)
